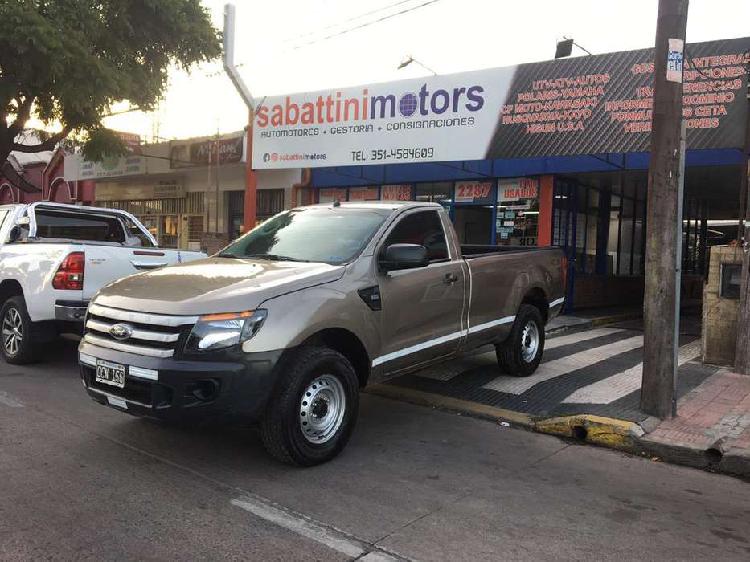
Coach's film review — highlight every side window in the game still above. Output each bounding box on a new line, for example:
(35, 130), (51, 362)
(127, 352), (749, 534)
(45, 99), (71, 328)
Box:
(35, 211), (126, 243)
(383, 210), (449, 262)
(121, 216), (156, 247)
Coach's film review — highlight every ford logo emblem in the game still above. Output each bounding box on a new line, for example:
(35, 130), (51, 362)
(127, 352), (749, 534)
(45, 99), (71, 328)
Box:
(109, 323), (134, 341)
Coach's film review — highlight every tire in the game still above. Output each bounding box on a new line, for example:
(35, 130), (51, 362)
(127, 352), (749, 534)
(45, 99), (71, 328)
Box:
(1, 296), (37, 365)
(260, 346), (359, 466)
(496, 304), (545, 377)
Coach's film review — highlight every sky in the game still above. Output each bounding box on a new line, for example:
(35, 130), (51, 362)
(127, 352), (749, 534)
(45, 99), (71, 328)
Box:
(102, 0), (750, 142)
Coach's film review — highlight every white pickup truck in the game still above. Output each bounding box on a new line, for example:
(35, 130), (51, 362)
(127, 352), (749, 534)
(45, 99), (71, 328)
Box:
(0, 202), (205, 364)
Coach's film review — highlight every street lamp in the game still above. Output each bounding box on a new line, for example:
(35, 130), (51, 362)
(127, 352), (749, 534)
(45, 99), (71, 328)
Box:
(554, 37), (593, 59)
(397, 55), (438, 75)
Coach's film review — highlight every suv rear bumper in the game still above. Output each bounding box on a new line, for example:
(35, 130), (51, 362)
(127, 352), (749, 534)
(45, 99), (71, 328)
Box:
(55, 301), (89, 322)
(78, 340), (283, 423)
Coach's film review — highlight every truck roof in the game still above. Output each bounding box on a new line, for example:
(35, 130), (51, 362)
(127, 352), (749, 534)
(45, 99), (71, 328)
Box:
(296, 201), (442, 212)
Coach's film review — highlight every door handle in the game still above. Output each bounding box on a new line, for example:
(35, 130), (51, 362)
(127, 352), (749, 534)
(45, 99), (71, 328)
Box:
(131, 260), (168, 270)
(443, 272), (458, 285)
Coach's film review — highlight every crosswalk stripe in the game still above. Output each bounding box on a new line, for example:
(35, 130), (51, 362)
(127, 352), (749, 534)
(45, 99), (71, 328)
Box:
(482, 335), (644, 395)
(416, 328), (626, 382)
(562, 339), (702, 404)
(545, 327), (625, 350)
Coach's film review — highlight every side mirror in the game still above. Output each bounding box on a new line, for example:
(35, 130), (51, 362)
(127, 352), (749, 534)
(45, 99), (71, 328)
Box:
(380, 244), (429, 272)
(7, 225), (21, 243)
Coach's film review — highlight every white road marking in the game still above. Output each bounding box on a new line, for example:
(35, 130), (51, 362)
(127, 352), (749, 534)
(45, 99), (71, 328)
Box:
(416, 328), (626, 382)
(546, 327), (624, 350)
(483, 335), (644, 395)
(231, 496), (399, 560)
(563, 339), (702, 404)
(0, 391), (23, 408)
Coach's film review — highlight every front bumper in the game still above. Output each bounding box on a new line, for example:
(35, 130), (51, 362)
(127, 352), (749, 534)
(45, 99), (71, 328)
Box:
(78, 340), (283, 423)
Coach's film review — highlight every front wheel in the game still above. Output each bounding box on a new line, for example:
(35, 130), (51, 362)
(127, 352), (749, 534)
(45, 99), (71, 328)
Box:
(260, 347), (359, 466)
(496, 304), (545, 377)
(1, 296), (37, 365)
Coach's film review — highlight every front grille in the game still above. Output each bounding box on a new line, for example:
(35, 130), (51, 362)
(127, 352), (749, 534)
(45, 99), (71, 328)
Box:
(83, 303), (198, 357)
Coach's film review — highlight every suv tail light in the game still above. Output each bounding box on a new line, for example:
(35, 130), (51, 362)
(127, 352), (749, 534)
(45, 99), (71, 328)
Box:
(561, 254), (568, 293)
(52, 252), (85, 290)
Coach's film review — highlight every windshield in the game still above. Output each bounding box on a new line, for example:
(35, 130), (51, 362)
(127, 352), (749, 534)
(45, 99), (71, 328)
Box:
(218, 207), (390, 264)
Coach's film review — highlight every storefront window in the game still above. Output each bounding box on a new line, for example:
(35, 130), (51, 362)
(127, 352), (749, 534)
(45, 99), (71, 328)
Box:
(554, 177), (646, 277)
(496, 178), (539, 246)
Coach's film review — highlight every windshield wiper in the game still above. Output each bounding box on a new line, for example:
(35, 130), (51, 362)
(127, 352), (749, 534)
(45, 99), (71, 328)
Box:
(216, 252), (242, 259)
(243, 254), (312, 263)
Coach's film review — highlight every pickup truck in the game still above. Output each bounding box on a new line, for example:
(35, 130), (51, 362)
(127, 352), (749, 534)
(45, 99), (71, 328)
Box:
(0, 202), (205, 364)
(79, 202), (565, 465)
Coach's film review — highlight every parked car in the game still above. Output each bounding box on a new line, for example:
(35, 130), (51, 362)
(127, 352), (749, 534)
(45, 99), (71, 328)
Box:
(78, 202), (565, 465)
(0, 202), (205, 364)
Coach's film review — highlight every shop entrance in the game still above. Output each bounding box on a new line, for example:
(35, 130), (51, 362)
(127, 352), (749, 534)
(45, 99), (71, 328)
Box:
(453, 206), (493, 245)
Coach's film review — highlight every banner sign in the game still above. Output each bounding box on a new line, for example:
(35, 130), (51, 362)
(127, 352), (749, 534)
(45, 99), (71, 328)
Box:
(252, 37), (749, 169)
(170, 134), (244, 169)
(454, 181), (494, 204)
(381, 184), (413, 201)
(64, 153), (146, 181)
(498, 177), (539, 202)
(348, 186), (379, 201)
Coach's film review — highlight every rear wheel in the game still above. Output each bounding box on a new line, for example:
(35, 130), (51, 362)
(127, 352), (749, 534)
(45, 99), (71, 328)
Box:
(260, 346), (359, 466)
(496, 304), (545, 377)
(1, 297), (37, 365)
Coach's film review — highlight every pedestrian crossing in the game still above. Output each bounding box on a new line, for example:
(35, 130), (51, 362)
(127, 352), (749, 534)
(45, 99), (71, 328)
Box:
(482, 334), (644, 395)
(562, 339), (702, 404)
(406, 326), (705, 414)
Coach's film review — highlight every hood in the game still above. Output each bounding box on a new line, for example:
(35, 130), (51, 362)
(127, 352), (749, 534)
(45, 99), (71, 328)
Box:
(94, 257), (345, 315)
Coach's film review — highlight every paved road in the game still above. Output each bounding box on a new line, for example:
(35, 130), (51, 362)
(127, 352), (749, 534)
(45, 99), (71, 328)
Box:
(2, 340), (750, 561)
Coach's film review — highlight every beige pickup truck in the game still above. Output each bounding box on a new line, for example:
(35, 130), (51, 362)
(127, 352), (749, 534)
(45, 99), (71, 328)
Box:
(79, 202), (566, 465)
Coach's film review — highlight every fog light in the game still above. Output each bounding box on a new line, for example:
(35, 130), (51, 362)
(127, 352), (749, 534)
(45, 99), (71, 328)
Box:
(188, 379), (220, 402)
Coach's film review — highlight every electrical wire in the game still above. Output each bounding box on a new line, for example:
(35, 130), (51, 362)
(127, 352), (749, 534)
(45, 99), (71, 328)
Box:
(290, 0), (443, 50)
(287, 0), (417, 43)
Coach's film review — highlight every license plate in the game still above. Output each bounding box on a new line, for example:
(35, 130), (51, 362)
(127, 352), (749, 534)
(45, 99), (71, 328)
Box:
(95, 360), (126, 389)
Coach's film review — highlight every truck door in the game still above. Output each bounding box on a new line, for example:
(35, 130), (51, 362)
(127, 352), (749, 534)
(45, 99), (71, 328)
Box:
(374, 209), (466, 373)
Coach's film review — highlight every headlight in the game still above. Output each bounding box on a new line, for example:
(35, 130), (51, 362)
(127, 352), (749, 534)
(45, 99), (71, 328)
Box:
(185, 309), (267, 352)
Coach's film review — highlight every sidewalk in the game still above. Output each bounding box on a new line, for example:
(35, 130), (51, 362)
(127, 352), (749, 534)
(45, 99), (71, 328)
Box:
(367, 314), (750, 479)
(639, 370), (750, 477)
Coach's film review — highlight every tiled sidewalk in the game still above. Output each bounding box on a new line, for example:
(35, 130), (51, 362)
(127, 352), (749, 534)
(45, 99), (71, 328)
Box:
(643, 370), (750, 463)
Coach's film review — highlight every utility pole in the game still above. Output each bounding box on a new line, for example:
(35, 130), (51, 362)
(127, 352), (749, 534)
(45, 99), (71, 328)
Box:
(640, 0), (689, 418)
(734, 52), (750, 374)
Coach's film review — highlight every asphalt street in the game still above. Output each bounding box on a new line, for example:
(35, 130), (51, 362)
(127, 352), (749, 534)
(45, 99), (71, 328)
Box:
(2, 339), (750, 561)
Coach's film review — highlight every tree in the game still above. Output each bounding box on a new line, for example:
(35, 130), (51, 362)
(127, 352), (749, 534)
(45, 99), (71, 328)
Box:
(0, 0), (222, 164)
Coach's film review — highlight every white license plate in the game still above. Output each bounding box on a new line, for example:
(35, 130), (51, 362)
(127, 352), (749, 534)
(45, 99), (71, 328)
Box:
(95, 360), (126, 389)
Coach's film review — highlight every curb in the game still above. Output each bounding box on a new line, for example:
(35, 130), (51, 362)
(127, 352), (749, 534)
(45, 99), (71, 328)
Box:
(366, 384), (750, 480)
(365, 384), (534, 427)
(533, 414), (641, 450)
(588, 312), (642, 327)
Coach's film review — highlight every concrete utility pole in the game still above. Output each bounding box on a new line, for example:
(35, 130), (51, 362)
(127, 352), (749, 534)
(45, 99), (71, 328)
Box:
(223, 3), (257, 232)
(641, 0), (689, 418)
(734, 54), (750, 374)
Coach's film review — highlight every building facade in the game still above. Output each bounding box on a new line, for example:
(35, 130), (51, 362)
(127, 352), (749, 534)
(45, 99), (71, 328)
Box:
(252, 36), (750, 310)
(65, 132), (300, 250)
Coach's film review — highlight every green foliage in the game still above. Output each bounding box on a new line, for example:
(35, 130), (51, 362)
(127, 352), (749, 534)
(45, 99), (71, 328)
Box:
(0, 0), (222, 161)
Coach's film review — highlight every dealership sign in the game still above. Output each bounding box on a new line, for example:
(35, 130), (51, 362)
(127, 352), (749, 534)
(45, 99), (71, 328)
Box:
(253, 37), (749, 169)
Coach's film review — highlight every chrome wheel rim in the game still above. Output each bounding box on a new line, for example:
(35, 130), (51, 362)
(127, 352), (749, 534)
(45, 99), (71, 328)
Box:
(2, 307), (23, 357)
(299, 374), (346, 444)
(520, 321), (539, 363)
